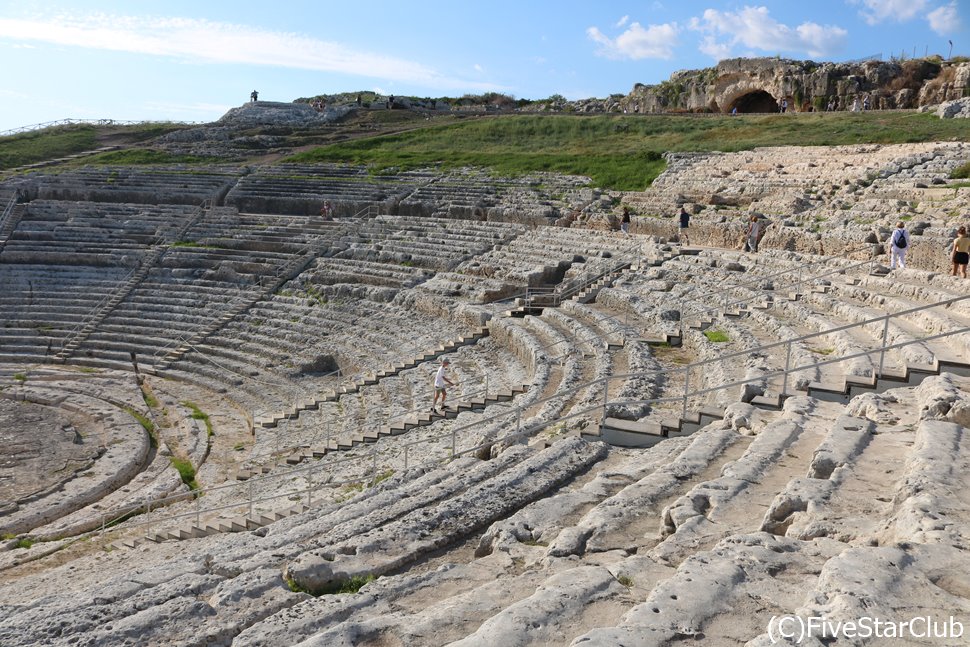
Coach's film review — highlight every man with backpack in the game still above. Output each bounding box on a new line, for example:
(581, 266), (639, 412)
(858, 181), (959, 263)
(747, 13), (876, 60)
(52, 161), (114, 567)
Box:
(888, 221), (910, 270)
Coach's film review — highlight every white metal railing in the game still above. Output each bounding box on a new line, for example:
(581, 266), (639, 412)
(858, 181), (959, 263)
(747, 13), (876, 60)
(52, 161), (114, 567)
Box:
(83, 293), (970, 540)
(0, 192), (18, 228)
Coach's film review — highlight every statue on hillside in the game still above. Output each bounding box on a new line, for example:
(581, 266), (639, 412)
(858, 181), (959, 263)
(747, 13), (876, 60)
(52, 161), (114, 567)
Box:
(250, 90), (259, 102)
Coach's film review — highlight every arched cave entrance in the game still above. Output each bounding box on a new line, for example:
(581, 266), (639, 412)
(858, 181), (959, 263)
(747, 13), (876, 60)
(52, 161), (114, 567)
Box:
(729, 90), (779, 114)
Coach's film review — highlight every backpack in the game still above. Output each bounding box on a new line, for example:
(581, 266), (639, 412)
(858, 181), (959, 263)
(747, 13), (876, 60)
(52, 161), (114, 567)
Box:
(894, 231), (907, 248)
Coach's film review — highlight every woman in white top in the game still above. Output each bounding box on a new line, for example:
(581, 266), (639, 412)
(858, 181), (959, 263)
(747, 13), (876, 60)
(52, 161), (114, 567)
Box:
(888, 221), (910, 270)
(432, 359), (455, 412)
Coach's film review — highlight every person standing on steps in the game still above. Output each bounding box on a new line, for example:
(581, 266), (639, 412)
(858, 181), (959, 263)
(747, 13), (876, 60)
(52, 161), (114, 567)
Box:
(888, 221), (910, 270)
(432, 358), (455, 412)
(679, 205), (690, 245)
(952, 225), (970, 278)
(620, 207), (631, 235)
(250, 90), (259, 102)
(746, 214), (767, 253)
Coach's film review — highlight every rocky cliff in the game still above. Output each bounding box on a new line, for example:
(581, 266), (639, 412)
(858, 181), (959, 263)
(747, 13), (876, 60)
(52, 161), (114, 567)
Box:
(621, 57), (970, 114)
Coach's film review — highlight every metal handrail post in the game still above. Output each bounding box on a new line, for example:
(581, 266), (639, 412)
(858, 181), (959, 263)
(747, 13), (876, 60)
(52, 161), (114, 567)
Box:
(307, 462), (314, 507)
(878, 316), (890, 375)
(682, 366), (691, 419)
(782, 341), (792, 395)
(601, 377), (609, 426)
(372, 444), (378, 481)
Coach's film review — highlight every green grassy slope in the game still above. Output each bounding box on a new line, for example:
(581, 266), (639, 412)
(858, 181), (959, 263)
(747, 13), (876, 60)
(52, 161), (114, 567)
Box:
(288, 111), (970, 191)
(4, 110), (968, 191)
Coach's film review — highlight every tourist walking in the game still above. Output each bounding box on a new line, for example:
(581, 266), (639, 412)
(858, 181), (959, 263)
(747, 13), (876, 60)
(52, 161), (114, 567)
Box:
(432, 359), (455, 412)
(679, 206), (690, 245)
(952, 226), (970, 278)
(888, 221), (910, 270)
(620, 208), (631, 235)
(745, 215), (768, 253)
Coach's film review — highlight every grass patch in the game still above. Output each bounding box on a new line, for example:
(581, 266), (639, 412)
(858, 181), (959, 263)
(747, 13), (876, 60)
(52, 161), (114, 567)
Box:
(809, 347), (835, 355)
(78, 149), (214, 166)
(520, 538), (548, 547)
(703, 329), (730, 343)
(123, 406), (157, 448)
(287, 574), (376, 596)
(169, 456), (200, 492)
(370, 469), (394, 487)
(182, 401), (213, 437)
(0, 124), (99, 169)
(14, 538), (35, 550)
(951, 161), (970, 179)
(142, 392), (160, 409)
(13, 373), (26, 382)
(617, 575), (634, 588)
(124, 407), (155, 433)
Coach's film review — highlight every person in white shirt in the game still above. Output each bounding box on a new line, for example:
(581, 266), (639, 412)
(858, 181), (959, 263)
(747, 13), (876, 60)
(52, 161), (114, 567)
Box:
(432, 359), (455, 412)
(888, 221), (910, 270)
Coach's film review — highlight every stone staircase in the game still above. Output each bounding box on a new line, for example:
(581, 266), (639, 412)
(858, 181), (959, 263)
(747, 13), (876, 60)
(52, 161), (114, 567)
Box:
(113, 499), (311, 549)
(53, 247), (166, 361)
(53, 202), (212, 362)
(252, 327), (491, 430)
(237, 383), (530, 481)
(0, 203), (25, 253)
(152, 241), (331, 371)
(595, 344), (970, 447)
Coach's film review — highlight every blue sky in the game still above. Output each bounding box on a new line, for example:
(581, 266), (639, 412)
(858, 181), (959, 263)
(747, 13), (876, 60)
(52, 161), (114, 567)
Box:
(0, 0), (966, 131)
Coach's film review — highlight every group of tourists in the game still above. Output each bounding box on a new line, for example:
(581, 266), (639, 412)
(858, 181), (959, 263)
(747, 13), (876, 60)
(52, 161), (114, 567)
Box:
(886, 221), (968, 277)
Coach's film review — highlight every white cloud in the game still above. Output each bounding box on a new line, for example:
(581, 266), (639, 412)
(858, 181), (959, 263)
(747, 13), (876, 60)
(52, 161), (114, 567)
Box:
(587, 21), (680, 60)
(928, 2), (961, 35)
(616, 15), (630, 28)
(851, 0), (930, 25)
(0, 13), (500, 92)
(474, 63), (484, 73)
(690, 6), (847, 59)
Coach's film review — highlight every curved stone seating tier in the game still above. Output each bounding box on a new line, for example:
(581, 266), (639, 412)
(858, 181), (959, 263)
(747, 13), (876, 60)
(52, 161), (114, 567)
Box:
(647, 261), (885, 393)
(325, 215), (523, 272)
(0, 200), (208, 268)
(0, 382), (150, 537)
(25, 166), (240, 205)
(224, 163), (418, 215)
(180, 207), (343, 252)
(3, 356), (970, 643)
(167, 294), (467, 415)
(454, 225), (635, 286)
(305, 257), (432, 290)
(394, 169), (587, 220)
(0, 265), (132, 361)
